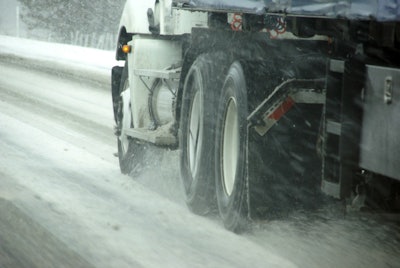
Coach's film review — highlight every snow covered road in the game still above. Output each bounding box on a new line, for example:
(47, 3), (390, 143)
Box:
(0, 37), (297, 268)
(0, 36), (399, 267)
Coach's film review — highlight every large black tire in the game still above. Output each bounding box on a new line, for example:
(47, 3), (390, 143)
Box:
(116, 61), (145, 175)
(214, 61), (249, 232)
(179, 53), (228, 215)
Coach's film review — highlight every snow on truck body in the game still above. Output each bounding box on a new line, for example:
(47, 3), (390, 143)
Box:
(112, 0), (400, 231)
(175, 0), (400, 21)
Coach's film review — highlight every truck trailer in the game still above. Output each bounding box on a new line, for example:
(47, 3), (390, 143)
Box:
(111, 0), (400, 232)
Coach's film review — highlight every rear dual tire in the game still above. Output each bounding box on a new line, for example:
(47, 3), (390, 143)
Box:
(180, 57), (251, 231)
(180, 55), (322, 232)
(214, 62), (249, 232)
(179, 53), (227, 215)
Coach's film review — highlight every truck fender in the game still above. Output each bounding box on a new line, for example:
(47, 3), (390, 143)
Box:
(119, 0), (154, 35)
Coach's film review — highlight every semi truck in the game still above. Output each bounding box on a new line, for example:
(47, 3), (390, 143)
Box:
(111, 0), (400, 232)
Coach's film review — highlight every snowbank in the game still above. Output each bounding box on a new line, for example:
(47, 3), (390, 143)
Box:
(0, 35), (121, 85)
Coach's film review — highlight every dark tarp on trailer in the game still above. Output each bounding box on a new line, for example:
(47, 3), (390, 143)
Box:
(173, 0), (400, 21)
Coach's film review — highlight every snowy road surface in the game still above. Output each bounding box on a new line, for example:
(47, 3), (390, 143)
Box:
(0, 36), (399, 267)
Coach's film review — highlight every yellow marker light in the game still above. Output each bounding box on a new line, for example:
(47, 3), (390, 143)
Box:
(122, 45), (131, 54)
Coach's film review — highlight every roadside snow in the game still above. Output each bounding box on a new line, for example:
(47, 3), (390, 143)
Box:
(0, 35), (120, 81)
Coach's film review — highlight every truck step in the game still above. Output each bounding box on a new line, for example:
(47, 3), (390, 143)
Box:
(329, 59), (345, 73)
(124, 125), (176, 146)
(326, 120), (341, 135)
(321, 180), (341, 199)
(134, 68), (181, 80)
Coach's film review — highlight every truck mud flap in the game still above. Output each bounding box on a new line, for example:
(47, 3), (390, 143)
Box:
(247, 103), (323, 220)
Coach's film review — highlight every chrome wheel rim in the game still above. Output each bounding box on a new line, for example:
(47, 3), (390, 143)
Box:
(222, 97), (239, 196)
(188, 84), (203, 178)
